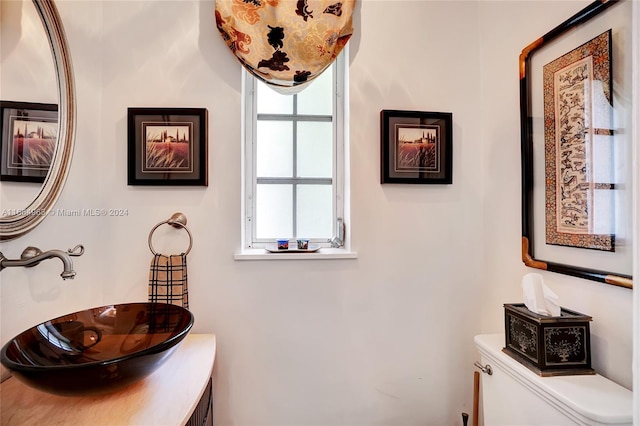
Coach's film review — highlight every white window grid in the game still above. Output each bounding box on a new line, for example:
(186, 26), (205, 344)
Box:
(243, 53), (346, 249)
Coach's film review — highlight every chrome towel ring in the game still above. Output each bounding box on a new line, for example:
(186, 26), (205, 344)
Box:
(148, 212), (193, 255)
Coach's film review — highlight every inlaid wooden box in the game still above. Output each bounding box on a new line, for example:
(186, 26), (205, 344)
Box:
(503, 303), (595, 376)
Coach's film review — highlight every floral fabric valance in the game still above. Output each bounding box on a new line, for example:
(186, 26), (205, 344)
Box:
(215, 0), (355, 94)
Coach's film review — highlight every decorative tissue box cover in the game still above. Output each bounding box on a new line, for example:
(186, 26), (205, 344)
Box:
(503, 303), (595, 376)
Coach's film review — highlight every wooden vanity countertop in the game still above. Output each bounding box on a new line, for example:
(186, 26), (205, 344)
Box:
(0, 333), (216, 425)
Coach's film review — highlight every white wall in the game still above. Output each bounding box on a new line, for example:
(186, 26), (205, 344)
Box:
(632, 1), (639, 422)
(0, 1), (634, 425)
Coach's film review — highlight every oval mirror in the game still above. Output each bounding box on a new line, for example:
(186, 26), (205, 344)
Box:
(0, 0), (75, 241)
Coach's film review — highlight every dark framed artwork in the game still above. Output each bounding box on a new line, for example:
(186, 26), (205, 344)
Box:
(380, 110), (452, 184)
(0, 101), (58, 183)
(128, 108), (208, 186)
(520, 0), (632, 288)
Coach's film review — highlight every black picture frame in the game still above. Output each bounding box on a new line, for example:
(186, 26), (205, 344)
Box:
(0, 100), (58, 183)
(520, 0), (632, 289)
(380, 110), (453, 184)
(128, 107), (208, 186)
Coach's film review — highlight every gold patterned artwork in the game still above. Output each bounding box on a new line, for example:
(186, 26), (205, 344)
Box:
(543, 30), (614, 251)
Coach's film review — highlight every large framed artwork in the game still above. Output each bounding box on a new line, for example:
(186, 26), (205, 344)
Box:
(520, 0), (633, 288)
(0, 101), (58, 183)
(380, 110), (453, 184)
(128, 108), (208, 186)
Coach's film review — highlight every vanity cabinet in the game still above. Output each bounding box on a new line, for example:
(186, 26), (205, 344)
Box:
(187, 377), (214, 426)
(0, 334), (216, 425)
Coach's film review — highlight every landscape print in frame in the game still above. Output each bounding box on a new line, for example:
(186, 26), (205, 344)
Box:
(0, 101), (58, 183)
(520, 0), (632, 288)
(143, 123), (193, 173)
(380, 110), (452, 185)
(395, 125), (440, 174)
(127, 108), (208, 186)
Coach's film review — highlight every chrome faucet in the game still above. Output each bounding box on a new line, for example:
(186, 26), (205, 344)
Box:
(0, 245), (84, 279)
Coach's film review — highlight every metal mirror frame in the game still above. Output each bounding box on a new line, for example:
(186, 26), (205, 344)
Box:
(0, 0), (76, 241)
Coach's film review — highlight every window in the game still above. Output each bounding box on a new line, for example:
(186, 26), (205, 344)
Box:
(243, 53), (347, 249)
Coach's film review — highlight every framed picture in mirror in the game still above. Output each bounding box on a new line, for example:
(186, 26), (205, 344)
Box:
(127, 108), (208, 186)
(520, 0), (633, 288)
(0, 101), (58, 183)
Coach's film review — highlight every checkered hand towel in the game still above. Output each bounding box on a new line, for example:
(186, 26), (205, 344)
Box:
(148, 253), (189, 308)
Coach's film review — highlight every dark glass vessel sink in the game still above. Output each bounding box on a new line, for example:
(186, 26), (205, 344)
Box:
(1, 302), (193, 396)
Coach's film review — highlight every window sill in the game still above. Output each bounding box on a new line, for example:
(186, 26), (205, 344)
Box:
(234, 247), (358, 261)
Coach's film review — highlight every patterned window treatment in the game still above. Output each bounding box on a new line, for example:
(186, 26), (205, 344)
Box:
(215, 0), (355, 94)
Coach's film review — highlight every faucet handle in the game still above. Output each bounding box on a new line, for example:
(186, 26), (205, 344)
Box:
(68, 245), (85, 257)
(21, 247), (43, 260)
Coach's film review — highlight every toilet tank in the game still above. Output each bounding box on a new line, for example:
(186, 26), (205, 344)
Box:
(474, 334), (632, 426)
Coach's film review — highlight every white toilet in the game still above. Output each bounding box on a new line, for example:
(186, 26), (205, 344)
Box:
(474, 334), (632, 426)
